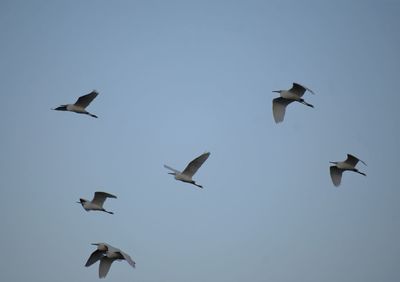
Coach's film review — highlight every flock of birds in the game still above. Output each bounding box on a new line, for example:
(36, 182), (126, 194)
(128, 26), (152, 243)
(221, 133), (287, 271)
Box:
(270, 83), (366, 186)
(52, 84), (366, 278)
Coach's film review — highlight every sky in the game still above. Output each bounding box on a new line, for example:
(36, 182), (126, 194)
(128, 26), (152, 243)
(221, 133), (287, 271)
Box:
(0, 0), (399, 281)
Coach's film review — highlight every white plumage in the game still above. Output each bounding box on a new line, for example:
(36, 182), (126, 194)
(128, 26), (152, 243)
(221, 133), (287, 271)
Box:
(53, 90), (99, 118)
(272, 83), (315, 123)
(164, 152), (210, 188)
(85, 243), (135, 278)
(77, 191), (117, 214)
(329, 154), (367, 186)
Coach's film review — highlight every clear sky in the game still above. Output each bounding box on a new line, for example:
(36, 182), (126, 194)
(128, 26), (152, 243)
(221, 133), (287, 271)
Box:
(1, 0), (399, 281)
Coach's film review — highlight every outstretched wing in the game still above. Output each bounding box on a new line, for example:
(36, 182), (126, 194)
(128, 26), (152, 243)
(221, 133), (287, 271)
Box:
(85, 249), (105, 267)
(74, 90), (98, 108)
(330, 166), (343, 187)
(119, 251), (136, 268)
(182, 152), (210, 177)
(272, 97), (293, 123)
(92, 192), (117, 206)
(345, 154), (366, 167)
(290, 83), (315, 97)
(99, 257), (114, 278)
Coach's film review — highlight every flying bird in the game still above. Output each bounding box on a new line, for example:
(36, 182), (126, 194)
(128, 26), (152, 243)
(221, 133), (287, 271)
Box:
(85, 243), (135, 279)
(164, 152), (210, 188)
(329, 154), (367, 186)
(77, 191), (117, 214)
(52, 90), (99, 118)
(272, 82), (315, 123)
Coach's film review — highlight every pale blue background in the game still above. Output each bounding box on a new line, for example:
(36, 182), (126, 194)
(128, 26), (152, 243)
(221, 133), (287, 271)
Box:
(1, 0), (399, 281)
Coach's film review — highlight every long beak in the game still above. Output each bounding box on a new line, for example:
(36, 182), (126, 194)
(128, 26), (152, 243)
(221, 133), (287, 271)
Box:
(329, 161), (337, 164)
(272, 90), (280, 93)
(168, 172), (175, 175)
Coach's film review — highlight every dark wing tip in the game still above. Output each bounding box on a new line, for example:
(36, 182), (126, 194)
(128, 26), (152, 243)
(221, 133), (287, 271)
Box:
(96, 191), (117, 198)
(293, 82), (315, 94)
(346, 153), (366, 166)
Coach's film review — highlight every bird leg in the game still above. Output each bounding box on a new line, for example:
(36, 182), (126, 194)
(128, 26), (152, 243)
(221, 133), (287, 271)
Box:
(299, 99), (314, 108)
(192, 182), (203, 189)
(87, 112), (98, 118)
(102, 209), (114, 214)
(354, 170), (366, 176)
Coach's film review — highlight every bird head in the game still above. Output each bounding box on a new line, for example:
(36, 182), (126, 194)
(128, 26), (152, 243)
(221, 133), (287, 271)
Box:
(77, 198), (87, 205)
(52, 105), (67, 111)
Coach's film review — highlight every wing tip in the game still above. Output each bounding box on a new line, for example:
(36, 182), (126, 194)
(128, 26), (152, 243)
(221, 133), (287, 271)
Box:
(293, 82), (315, 94)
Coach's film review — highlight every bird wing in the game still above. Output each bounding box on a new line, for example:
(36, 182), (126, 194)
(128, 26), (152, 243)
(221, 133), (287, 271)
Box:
(74, 90), (98, 108)
(92, 192), (117, 206)
(346, 154), (366, 166)
(85, 249), (105, 267)
(272, 97), (293, 123)
(164, 165), (181, 174)
(119, 251), (136, 268)
(99, 257), (114, 278)
(330, 166), (343, 187)
(182, 152), (210, 177)
(291, 83), (315, 97)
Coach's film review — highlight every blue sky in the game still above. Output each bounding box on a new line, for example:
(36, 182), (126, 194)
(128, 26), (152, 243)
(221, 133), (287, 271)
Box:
(0, 0), (399, 281)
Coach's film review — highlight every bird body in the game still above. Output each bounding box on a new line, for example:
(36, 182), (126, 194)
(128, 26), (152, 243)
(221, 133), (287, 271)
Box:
(174, 173), (194, 183)
(164, 152), (210, 188)
(280, 89), (303, 100)
(53, 90), (99, 118)
(334, 161), (357, 170)
(272, 82), (315, 123)
(66, 104), (90, 114)
(329, 154), (366, 186)
(79, 200), (107, 212)
(85, 243), (135, 279)
(77, 191), (117, 214)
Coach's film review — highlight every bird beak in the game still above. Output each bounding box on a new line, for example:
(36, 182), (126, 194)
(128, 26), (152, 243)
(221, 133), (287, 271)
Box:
(168, 172), (175, 175)
(329, 161), (336, 164)
(272, 90), (280, 93)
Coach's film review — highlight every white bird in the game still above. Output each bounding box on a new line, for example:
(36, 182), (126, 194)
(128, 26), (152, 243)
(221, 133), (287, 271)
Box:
(77, 191), (117, 214)
(164, 152), (210, 188)
(53, 90), (99, 118)
(329, 154), (367, 186)
(85, 243), (136, 279)
(272, 82), (315, 123)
